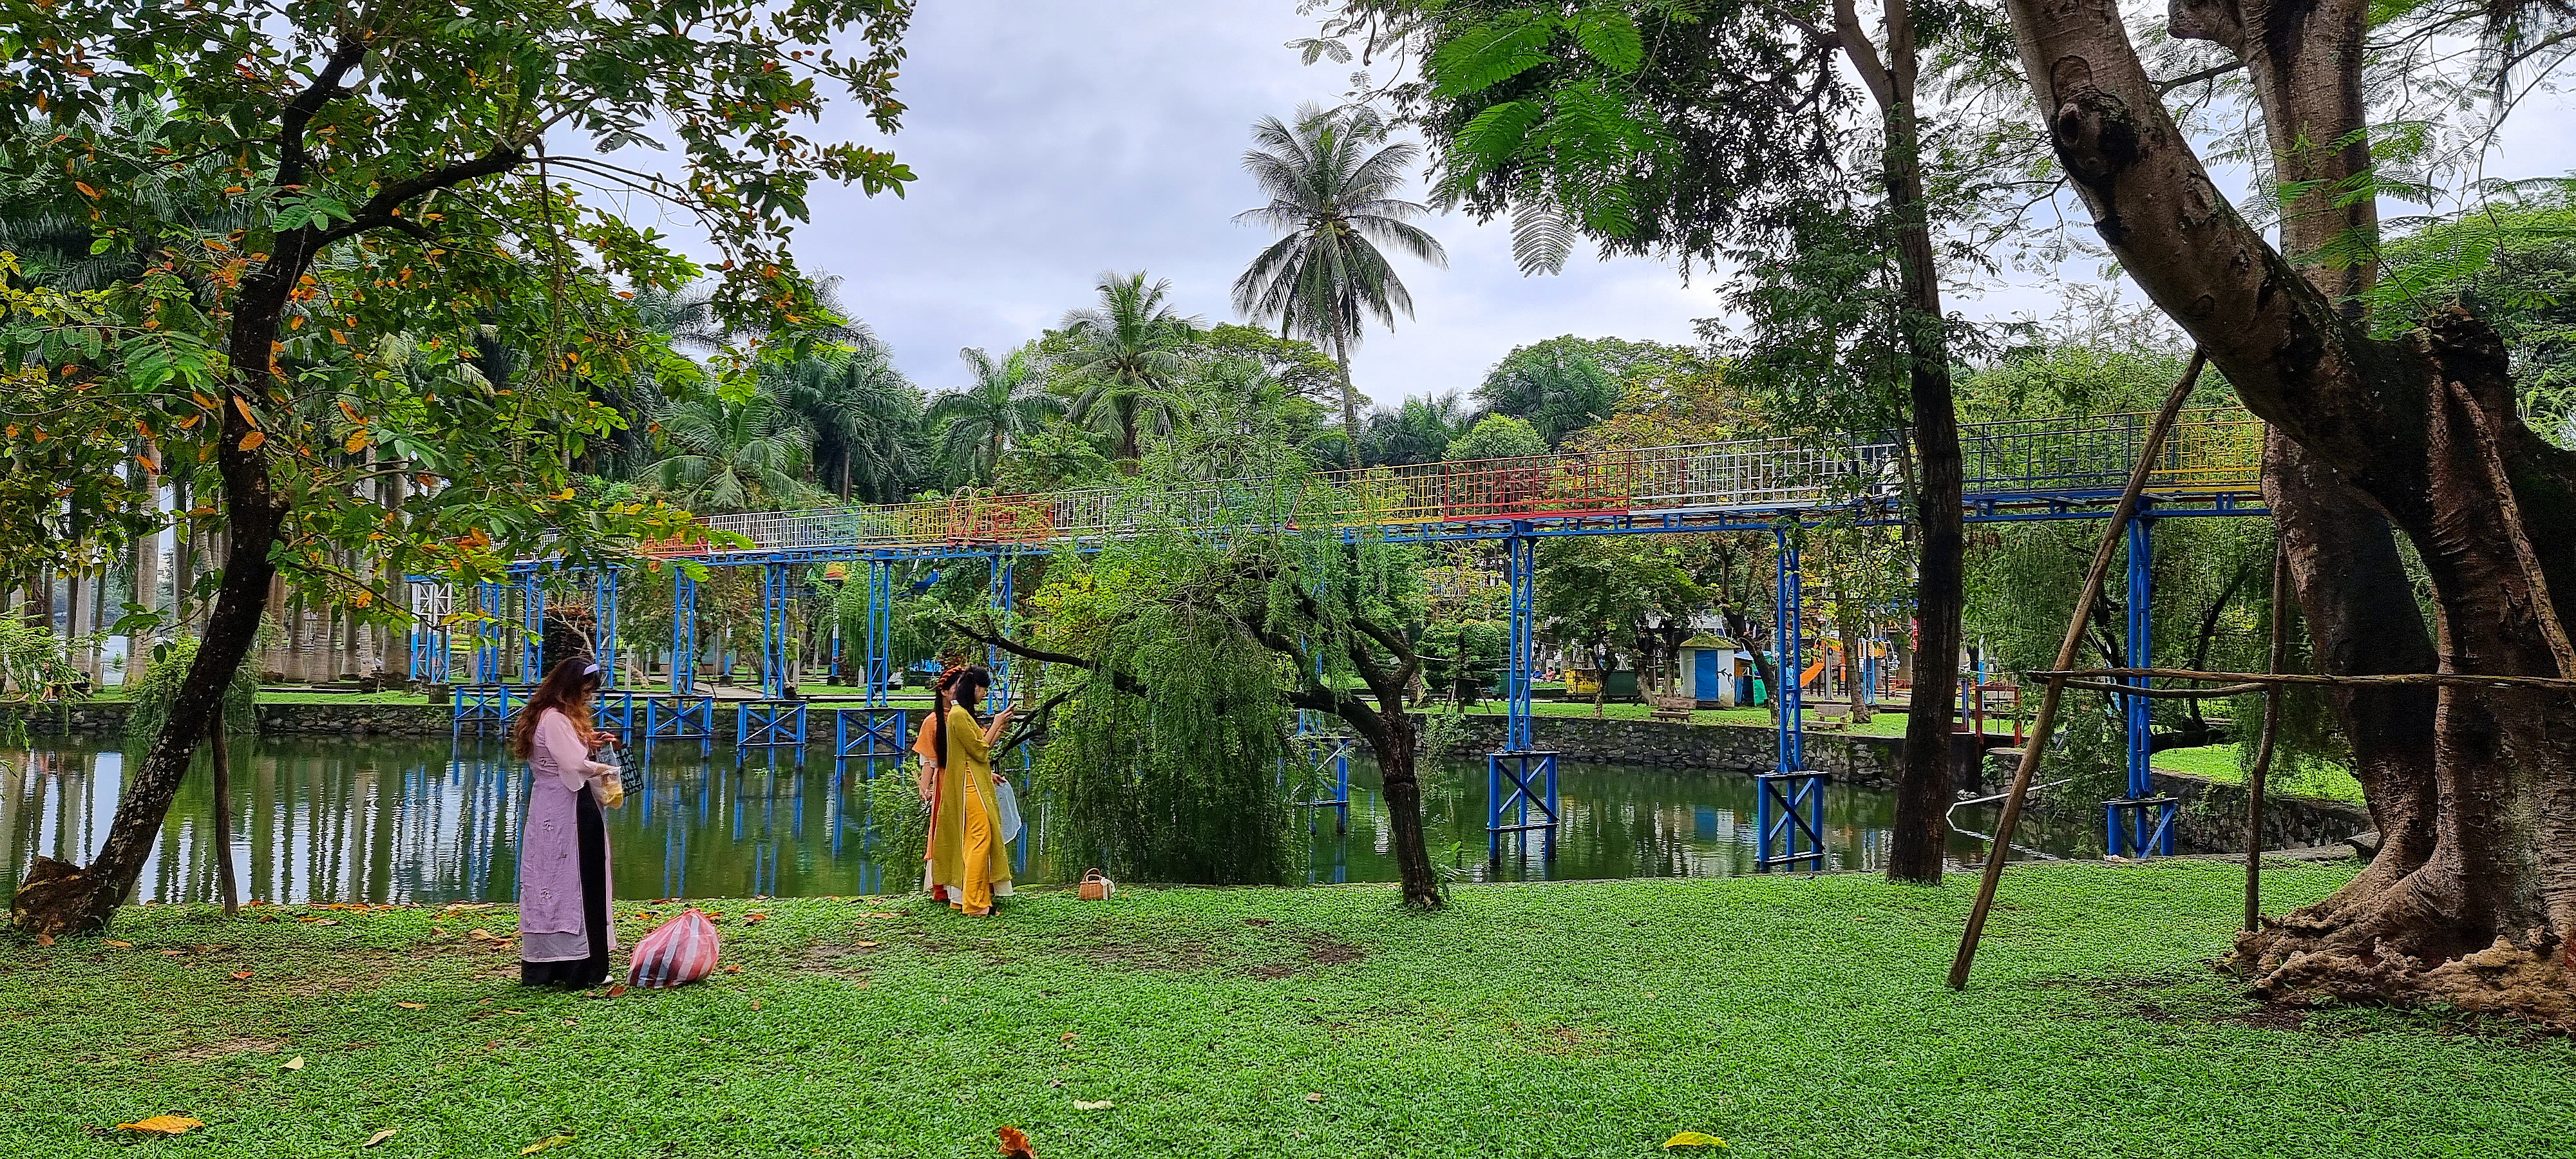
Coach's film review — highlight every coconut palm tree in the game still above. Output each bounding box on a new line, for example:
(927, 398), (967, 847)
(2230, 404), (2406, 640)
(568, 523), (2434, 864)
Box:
(773, 338), (922, 502)
(1057, 271), (1200, 465)
(645, 391), (820, 514)
(930, 344), (1061, 484)
(1231, 104), (1448, 466)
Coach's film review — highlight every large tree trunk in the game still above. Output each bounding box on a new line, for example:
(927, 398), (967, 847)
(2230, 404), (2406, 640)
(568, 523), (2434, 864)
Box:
(1840, 0), (1960, 885)
(8, 167), (308, 932)
(1349, 702), (1439, 907)
(1998, 0), (2576, 1021)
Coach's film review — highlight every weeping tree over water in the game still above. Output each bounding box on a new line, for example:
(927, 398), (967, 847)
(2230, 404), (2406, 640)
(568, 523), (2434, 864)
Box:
(956, 447), (1444, 905)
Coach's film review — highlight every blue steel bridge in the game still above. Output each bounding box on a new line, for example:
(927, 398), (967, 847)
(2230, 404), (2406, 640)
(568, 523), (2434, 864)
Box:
(422, 408), (2269, 869)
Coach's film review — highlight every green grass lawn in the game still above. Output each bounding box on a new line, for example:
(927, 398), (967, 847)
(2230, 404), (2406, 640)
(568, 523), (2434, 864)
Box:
(2153, 744), (2367, 804)
(6, 860), (2562, 1158)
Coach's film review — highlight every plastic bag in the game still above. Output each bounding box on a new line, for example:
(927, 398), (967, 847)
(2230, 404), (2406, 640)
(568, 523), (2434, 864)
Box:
(994, 777), (1024, 845)
(625, 908), (720, 989)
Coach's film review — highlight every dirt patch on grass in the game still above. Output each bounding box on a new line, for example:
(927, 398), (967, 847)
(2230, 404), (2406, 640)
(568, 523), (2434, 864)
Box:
(2038, 970), (2569, 1044)
(165, 1034), (286, 1062)
(1069, 925), (1367, 981)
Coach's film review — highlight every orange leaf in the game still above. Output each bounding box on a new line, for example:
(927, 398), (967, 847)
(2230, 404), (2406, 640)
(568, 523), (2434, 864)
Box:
(137, 455), (158, 473)
(231, 396), (260, 428)
(179, 415), (202, 429)
(35, 933), (53, 947)
(337, 400), (361, 422)
(117, 1116), (204, 1135)
(996, 1126), (1036, 1158)
(74, 180), (99, 199)
(238, 431), (266, 452)
(230, 970), (253, 980)
(345, 431), (370, 454)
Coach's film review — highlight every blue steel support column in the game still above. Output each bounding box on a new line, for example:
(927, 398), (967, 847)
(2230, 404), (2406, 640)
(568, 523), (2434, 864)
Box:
(520, 570), (544, 683)
(592, 568), (620, 689)
(672, 570), (697, 695)
(1488, 525), (1558, 856)
(473, 581), (505, 684)
(648, 568), (712, 744)
(1758, 525), (1828, 871)
(986, 552), (1015, 711)
(759, 561), (791, 700)
(866, 557), (894, 709)
(1506, 532), (1535, 752)
(2107, 507), (2177, 856)
(737, 561), (806, 748)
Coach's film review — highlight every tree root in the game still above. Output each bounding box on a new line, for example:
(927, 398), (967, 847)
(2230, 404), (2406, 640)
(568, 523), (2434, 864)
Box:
(8, 856), (122, 937)
(2233, 919), (2575, 1031)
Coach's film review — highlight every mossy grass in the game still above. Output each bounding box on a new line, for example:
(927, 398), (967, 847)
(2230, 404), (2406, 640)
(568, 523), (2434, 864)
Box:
(5, 860), (2564, 1156)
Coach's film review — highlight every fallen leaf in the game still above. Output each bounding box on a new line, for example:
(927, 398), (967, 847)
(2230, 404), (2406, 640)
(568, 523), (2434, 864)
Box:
(852, 940), (880, 949)
(362, 1127), (397, 1147)
(500, 1010), (525, 1015)
(724, 965), (743, 974)
(1073, 1100), (1113, 1111)
(281, 1057), (305, 1071)
(604, 984), (627, 998)
(231, 971), (254, 981)
(1305, 1092), (1325, 1104)
(1663, 1131), (1728, 1149)
(1060, 1032), (1077, 1044)
(751, 1000), (762, 1012)
(860, 911), (903, 919)
(996, 1126), (1036, 1158)
(520, 1134), (573, 1154)
(116, 1116), (204, 1135)
(394, 1002), (425, 1010)
(744, 912), (767, 924)
(104, 939), (133, 948)
(35, 934), (52, 947)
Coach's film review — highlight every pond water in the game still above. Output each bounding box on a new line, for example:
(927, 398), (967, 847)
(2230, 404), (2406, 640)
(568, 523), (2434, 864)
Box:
(1, 736), (2090, 904)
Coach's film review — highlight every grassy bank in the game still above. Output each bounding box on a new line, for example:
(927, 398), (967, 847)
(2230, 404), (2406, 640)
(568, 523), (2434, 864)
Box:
(1457, 699), (1924, 737)
(4, 860), (2563, 1158)
(2154, 743), (2367, 804)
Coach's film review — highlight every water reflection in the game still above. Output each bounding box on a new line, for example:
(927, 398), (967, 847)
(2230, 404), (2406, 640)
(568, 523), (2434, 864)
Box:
(2, 737), (2090, 904)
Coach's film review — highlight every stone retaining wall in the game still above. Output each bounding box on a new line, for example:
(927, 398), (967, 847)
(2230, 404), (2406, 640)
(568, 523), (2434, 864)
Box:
(1426, 713), (1908, 791)
(14, 699), (455, 738)
(1981, 748), (2372, 852)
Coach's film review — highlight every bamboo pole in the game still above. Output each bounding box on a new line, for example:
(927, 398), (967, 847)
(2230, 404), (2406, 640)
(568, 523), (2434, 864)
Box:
(2246, 537), (2290, 932)
(1947, 350), (2206, 990)
(2028, 666), (2576, 693)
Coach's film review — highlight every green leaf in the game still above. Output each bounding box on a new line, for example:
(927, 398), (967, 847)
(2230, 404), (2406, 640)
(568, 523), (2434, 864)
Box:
(1572, 7), (1644, 73)
(1428, 13), (1559, 97)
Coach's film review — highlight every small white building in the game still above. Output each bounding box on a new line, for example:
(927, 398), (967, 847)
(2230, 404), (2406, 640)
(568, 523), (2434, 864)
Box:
(1677, 634), (1747, 708)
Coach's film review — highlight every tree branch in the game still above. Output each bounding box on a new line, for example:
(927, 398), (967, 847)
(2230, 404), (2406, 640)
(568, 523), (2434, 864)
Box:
(2155, 59), (2244, 93)
(942, 616), (1149, 697)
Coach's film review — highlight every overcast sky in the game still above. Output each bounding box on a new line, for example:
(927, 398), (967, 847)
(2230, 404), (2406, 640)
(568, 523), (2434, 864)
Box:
(701, 1), (2576, 410)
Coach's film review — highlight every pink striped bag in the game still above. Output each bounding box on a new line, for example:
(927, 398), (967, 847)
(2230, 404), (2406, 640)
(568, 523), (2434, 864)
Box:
(625, 909), (721, 989)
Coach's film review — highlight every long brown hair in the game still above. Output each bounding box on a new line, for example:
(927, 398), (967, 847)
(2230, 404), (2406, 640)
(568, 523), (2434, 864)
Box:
(933, 665), (990, 765)
(509, 655), (603, 759)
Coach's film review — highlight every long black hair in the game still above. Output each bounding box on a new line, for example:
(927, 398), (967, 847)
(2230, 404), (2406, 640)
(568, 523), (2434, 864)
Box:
(510, 655), (603, 759)
(933, 664), (992, 765)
